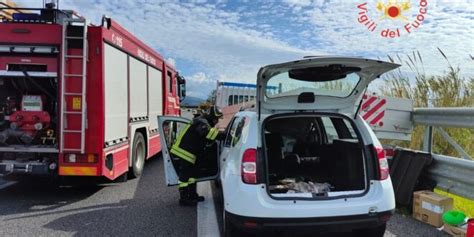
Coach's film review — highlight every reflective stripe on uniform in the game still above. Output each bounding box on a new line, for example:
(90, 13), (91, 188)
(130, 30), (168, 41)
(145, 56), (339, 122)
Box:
(171, 146), (196, 164)
(170, 124), (197, 164)
(174, 124), (191, 147)
(179, 178), (196, 189)
(206, 128), (219, 140)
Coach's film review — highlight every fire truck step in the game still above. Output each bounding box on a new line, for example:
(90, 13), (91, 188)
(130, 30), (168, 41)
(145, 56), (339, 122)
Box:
(65, 36), (84, 39)
(65, 55), (85, 59)
(63, 148), (82, 152)
(64, 74), (84, 77)
(64, 111), (82, 114)
(64, 92), (83, 96)
(63, 130), (82, 133)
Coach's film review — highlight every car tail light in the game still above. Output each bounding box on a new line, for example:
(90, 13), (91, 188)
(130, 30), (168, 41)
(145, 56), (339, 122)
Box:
(241, 148), (257, 184)
(65, 154), (98, 163)
(375, 146), (389, 180)
(384, 147), (395, 160)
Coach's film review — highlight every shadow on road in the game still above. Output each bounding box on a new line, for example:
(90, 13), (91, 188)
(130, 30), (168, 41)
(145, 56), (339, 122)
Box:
(0, 176), (103, 217)
(40, 157), (197, 236)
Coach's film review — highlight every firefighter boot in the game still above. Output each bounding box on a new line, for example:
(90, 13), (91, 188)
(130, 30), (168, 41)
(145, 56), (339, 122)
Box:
(189, 183), (205, 202)
(179, 187), (197, 206)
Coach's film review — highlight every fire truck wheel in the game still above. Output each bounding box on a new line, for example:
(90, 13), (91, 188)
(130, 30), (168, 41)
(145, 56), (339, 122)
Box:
(129, 132), (146, 178)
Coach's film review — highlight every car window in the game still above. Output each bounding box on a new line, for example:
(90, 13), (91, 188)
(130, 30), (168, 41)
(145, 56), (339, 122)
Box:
(321, 117), (338, 143)
(343, 119), (357, 138)
(232, 117), (247, 146)
(224, 117), (242, 147)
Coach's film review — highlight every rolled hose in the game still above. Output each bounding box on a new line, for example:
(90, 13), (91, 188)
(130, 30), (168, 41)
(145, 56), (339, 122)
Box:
(443, 210), (466, 226)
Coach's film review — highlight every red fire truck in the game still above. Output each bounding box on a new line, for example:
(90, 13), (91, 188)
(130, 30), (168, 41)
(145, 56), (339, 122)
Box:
(0, 5), (186, 181)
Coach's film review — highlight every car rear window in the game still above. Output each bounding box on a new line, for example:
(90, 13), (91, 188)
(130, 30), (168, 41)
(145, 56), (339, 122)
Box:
(265, 71), (360, 99)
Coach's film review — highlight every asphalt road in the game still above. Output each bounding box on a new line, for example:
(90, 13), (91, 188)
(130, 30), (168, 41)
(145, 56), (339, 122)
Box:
(0, 157), (196, 237)
(0, 157), (448, 237)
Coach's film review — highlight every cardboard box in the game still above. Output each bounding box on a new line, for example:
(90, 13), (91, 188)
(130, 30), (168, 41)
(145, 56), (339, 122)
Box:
(413, 190), (453, 227)
(443, 224), (467, 237)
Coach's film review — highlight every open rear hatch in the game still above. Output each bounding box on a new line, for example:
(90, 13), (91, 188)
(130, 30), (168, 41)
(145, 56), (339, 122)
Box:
(256, 57), (400, 117)
(258, 57), (399, 199)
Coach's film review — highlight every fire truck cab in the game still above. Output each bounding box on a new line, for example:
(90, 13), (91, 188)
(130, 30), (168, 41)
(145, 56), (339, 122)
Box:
(0, 5), (185, 180)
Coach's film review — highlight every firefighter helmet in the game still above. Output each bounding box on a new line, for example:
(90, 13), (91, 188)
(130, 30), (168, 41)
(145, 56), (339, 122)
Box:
(203, 105), (223, 120)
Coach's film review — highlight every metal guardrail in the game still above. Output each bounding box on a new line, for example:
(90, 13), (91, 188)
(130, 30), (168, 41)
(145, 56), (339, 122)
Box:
(413, 107), (474, 128)
(415, 107), (473, 160)
(412, 107), (474, 200)
(425, 154), (474, 200)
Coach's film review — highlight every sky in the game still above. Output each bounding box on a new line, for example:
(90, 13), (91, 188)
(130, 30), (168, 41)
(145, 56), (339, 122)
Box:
(14, 0), (474, 99)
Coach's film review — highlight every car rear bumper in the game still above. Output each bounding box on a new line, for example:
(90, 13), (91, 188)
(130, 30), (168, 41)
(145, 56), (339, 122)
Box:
(226, 209), (394, 233)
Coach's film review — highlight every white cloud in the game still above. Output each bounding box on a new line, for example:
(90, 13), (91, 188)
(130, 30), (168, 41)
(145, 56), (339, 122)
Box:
(166, 58), (176, 68)
(283, 0), (474, 76)
(187, 72), (210, 84)
(185, 72), (216, 98)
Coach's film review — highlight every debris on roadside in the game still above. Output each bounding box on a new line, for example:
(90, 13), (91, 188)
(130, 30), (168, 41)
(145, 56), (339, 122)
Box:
(413, 190), (453, 227)
(269, 178), (332, 195)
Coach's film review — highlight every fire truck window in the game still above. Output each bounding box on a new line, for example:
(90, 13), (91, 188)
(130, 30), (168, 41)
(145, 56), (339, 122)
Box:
(167, 72), (172, 93)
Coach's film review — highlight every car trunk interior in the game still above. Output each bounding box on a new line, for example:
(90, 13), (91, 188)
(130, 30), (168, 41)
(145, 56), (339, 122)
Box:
(263, 114), (367, 199)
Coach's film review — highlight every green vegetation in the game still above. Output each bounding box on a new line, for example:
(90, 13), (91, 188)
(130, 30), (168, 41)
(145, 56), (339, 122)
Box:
(380, 49), (474, 158)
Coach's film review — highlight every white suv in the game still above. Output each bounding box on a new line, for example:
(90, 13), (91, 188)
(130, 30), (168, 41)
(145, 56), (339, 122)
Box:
(158, 57), (398, 236)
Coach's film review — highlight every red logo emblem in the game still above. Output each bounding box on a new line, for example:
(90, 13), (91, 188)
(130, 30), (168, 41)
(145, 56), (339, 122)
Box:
(357, 0), (428, 38)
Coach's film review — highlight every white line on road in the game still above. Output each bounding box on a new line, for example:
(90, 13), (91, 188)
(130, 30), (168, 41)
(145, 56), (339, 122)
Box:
(0, 180), (17, 190)
(197, 181), (220, 237)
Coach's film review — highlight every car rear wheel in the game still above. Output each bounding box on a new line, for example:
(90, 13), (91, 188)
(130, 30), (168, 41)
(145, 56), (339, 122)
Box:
(129, 132), (146, 179)
(223, 210), (239, 237)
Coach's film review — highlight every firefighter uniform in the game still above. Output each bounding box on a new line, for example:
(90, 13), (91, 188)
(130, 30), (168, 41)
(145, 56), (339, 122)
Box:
(171, 106), (224, 206)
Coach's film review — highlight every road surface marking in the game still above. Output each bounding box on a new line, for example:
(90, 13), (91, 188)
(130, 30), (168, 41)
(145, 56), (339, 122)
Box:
(197, 181), (220, 237)
(0, 180), (17, 190)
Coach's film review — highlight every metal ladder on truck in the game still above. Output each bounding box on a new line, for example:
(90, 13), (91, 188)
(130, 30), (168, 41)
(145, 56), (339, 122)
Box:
(60, 18), (88, 154)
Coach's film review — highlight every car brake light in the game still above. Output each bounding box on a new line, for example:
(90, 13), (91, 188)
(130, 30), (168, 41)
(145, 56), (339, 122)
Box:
(241, 148), (257, 184)
(384, 147), (395, 160)
(375, 146), (389, 180)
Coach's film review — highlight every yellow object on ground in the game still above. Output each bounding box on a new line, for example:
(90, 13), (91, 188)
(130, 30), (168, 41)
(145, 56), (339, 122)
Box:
(435, 188), (474, 217)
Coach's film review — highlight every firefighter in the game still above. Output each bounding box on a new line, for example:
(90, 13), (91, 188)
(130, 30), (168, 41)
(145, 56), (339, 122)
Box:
(171, 105), (225, 206)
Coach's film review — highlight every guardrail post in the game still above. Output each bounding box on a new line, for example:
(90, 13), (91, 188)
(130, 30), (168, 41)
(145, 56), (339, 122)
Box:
(423, 126), (433, 153)
(436, 127), (472, 160)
